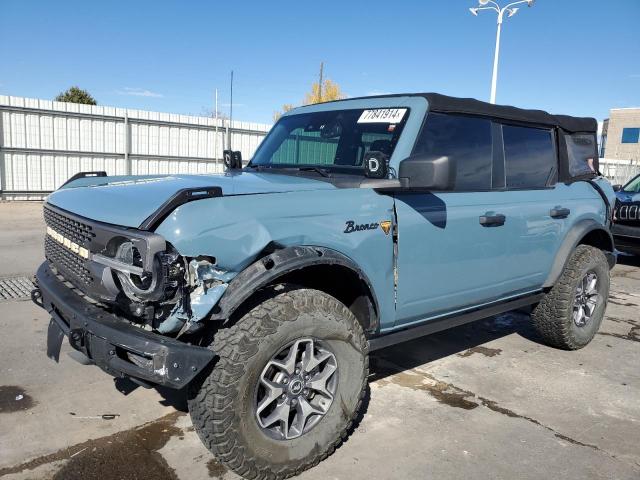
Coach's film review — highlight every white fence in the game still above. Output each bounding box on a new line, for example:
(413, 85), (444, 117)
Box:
(600, 158), (640, 186)
(0, 95), (271, 199)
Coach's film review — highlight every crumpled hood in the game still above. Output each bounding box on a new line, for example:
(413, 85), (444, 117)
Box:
(46, 172), (335, 228)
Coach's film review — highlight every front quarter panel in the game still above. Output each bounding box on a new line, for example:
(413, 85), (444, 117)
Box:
(155, 189), (397, 328)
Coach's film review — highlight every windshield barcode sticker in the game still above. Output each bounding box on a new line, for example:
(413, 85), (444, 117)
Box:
(358, 108), (407, 124)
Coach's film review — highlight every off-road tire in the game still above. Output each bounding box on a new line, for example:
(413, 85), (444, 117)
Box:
(188, 286), (369, 480)
(532, 245), (610, 350)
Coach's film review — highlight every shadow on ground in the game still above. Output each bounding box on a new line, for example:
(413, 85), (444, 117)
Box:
(370, 310), (542, 382)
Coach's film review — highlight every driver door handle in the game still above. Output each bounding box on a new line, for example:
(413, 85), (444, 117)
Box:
(550, 207), (571, 219)
(479, 213), (506, 227)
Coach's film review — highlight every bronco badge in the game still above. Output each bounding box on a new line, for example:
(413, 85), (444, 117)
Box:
(344, 220), (392, 235)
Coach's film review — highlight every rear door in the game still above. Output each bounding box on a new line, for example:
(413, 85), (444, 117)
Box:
(494, 123), (566, 293)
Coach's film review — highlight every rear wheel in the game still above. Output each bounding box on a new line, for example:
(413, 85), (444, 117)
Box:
(532, 245), (610, 350)
(188, 286), (368, 480)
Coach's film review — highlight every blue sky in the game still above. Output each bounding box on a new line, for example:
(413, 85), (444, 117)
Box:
(1, 0), (638, 124)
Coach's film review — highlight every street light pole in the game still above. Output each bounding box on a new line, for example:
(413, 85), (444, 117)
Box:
(469, 0), (535, 104)
(490, 10), (503, 104)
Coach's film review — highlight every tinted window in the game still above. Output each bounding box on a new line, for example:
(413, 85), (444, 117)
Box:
(413, 113), (492, 190)
(621, 128), (640, 144)
(503, 125), (556, 189)
(566, 133), (597, 177)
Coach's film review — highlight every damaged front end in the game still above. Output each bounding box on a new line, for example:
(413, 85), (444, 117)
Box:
(126, 256), (235, 335)
(35, 203), (234, 387)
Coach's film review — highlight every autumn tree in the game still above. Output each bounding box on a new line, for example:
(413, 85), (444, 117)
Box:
(303, 79), (345, 105)
(54, 86), (97, 105)
(274, 75), (346, 121)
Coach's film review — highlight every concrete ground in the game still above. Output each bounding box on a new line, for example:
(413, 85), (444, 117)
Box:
(0, 201), (638, 480)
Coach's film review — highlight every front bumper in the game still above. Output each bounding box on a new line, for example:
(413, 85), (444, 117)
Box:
(612, 224), (640, 256)
(34, 262), (215, 389)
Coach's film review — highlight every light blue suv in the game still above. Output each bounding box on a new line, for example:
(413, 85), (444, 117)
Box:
(33, 93), (616, 479)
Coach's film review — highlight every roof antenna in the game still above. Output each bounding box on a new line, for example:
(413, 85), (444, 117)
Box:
(227, 70), (233, 151)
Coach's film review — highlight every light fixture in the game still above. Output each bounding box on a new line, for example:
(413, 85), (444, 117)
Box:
(467, 0), (536, 104)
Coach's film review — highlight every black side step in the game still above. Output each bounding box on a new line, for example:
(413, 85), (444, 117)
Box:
(368, 292), (544, 351)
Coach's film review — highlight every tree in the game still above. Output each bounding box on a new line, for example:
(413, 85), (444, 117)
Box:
(303, 79), (345, 105)
(273, 79), (346, 121)
(272, 103), (295, 122)
(55, 86), (97, 105)
(200, 107), (229, 120)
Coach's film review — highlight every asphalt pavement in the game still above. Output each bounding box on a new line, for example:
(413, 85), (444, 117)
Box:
(1, 202), (638, 480)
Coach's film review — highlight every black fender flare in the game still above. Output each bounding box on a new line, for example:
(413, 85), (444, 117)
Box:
(209, 246), (380, 328)
(543, 219), (615, 288)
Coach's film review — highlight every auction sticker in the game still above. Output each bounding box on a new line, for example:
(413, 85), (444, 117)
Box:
(358, 108), (407, 124)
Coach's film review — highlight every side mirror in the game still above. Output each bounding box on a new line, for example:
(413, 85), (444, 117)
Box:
(223, 150), (243, 169)
(398, 155), (455, 190)
(613, 184), (623, 192)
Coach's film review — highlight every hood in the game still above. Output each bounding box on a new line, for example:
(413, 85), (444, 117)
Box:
(46, 172), (335, 228)
(616, 191), (640, 203)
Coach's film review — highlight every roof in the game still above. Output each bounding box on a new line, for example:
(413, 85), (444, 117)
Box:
(421, 93), (597, 134)
(321, 92), (598, 134)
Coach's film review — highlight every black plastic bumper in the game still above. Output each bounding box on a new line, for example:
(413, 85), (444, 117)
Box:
(34, 262), (215, 389)
(612, 224), (640, 256)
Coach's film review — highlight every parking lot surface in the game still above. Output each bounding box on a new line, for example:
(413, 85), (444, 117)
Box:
(1, 202), (638, 480)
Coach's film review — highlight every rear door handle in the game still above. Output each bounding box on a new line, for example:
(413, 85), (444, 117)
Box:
(550, 207), (571, 219)
(479, 213), (506, 227)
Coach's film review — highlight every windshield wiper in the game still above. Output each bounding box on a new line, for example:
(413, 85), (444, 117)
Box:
(297, 166), (330, 177)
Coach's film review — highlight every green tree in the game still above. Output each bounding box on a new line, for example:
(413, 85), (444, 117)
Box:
(54, 86), (97, 105)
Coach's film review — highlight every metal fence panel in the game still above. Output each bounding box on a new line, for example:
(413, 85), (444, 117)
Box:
(0, 95), (271, 199)
(600, 158), (640, 186)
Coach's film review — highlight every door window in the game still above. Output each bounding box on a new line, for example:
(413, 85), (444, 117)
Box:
(502, 125), (556, 189)
(413, 113), (493, 191)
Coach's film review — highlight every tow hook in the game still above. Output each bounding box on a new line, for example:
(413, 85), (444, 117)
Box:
(31, 287), (43, 308)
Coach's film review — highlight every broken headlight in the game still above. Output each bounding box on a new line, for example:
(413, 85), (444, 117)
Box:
(112, 241), (185, 304)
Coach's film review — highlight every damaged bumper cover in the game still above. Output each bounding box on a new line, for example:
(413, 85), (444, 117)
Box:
(34, 262), (215, 389)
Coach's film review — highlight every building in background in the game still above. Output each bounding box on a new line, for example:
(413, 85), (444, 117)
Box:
(599, 107), (640, 185)
(600, 108), (640, 162)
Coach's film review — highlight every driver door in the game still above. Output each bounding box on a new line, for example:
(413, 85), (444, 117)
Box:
(393, 113), (512, 326)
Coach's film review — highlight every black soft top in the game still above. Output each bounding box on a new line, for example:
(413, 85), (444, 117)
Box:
(323, 92), (597, 134)
(421, 93), (597, 134)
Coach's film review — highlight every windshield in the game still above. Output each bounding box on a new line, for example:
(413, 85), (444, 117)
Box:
(622, 174), (640, 193)
(250, 108), (408, 170)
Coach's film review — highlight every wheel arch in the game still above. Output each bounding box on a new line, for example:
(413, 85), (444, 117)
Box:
(209, 246), (380, 334)
(544, 219), (615, 288)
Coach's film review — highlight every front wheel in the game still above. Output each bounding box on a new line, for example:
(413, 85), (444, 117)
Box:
(532, 245), (610, 350)
(188, 286), (368, 480)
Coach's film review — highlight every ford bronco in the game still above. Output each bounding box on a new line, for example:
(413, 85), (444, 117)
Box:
(33, 93), (616, 479)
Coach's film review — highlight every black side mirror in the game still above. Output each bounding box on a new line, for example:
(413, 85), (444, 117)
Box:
(223, 150), (243, 169)
(613, 184), (623, 192)
(398, 155), (455, 190)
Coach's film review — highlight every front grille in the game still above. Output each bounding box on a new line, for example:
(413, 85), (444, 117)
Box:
(45, 235), (93, 286)
(44, 205), (95, 246)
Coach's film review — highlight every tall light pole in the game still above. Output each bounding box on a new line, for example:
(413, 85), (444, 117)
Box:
(469, 0), (535, 104)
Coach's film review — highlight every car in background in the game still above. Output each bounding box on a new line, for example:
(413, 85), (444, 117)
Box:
(613, 173), (640, 256)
